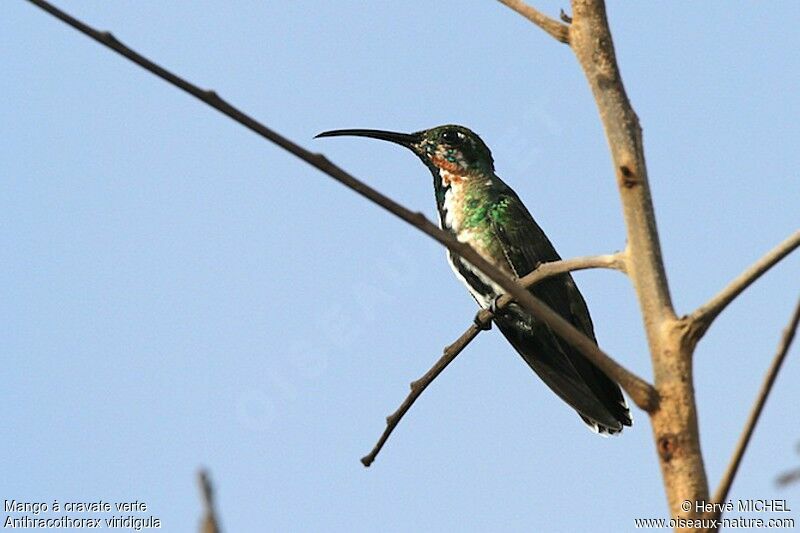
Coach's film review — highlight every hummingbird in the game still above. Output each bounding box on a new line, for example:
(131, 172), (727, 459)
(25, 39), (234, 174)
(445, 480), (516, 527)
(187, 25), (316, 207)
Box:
(316, 124), (632, 434)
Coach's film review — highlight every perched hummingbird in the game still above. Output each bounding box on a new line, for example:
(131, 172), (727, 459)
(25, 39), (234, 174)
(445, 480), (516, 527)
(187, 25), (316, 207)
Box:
(316, 124), (632, 434)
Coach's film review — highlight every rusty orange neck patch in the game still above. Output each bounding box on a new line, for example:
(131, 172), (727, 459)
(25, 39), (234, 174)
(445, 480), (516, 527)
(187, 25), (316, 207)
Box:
(432, 156), (468, 186)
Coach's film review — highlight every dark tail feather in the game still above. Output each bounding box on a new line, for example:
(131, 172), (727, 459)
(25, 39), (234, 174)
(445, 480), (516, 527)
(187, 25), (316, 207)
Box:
(494, 306), (632, 434)
(579, 357), (632, 435)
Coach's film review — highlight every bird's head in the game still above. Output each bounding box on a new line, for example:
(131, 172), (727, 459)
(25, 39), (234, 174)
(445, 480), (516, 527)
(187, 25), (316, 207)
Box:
(316, 124), (495, 179)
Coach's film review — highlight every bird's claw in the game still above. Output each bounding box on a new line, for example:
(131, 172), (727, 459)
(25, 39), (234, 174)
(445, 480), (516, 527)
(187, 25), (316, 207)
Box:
(474, 295), (506, 331)
(473, 311), (492, 331)
(489, 294), (505, 316)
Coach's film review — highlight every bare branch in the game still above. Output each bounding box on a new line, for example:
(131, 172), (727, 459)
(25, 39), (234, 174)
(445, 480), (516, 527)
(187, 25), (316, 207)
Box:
(496, 0), (571, 43)
(567, 0), (708, 518)
(569, 1), (675, 326)
(710, 296), (800, 521)
(26, 0), (649, 419)
(198, 469), (221, 533)
(689, 230), (800, 342)
(363, 253), (649, 466)
(361, 323), (480, 467)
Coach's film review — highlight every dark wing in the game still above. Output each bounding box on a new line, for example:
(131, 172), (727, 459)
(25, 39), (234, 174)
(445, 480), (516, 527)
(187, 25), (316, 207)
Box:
(488, 188), (631, 432)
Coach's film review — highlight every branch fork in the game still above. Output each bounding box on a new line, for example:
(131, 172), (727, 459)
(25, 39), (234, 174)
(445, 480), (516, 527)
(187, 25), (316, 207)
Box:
(362, 253), (655, 467)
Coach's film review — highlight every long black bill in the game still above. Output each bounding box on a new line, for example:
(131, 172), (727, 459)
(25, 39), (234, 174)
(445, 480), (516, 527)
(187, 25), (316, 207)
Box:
(315, 128), (420, 147)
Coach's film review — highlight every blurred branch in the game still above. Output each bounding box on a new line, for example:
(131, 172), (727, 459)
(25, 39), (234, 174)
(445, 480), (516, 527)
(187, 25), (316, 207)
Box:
(776, 468), (800, 488)
(776, 441), (800, 488)
(710, 296), (800, 518)
(496, 0), (570, 43)
(362, 253), (632, 466)
(198, 469), (221, 533)
(689, 230), (800, 343)
(27, 0), (655, 424)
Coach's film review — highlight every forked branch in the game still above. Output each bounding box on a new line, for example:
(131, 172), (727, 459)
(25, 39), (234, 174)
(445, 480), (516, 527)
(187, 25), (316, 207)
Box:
(503, 0), (708, 520)
(689, 230), (800, 343)
(476, 252), (655, 411)
(362, 253), (648, 466)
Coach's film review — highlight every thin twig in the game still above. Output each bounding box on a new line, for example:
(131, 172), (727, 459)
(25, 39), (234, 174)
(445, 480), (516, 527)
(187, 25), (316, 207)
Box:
(27, 0), (656, 414)
(362, 324), (480, 467)
(711, 296), (800, 518)
(496, 0), (571, 43)
(198, 469), (221, 533)
(689, 230), (800, 342)
(362, 253), (639, 466)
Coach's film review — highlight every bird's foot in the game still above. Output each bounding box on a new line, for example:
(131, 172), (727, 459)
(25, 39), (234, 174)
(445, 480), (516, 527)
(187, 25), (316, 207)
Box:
(489, 294), (505, 316)
(474, 295), (506, 331)
(473, 310), (492, 331)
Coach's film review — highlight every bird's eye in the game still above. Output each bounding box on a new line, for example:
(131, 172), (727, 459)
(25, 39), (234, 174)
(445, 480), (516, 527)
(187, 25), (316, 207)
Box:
(441, 130), (463, 145)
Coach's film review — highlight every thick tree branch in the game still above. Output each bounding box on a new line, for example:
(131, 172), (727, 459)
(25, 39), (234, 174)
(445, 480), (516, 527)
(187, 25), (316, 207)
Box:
(568, 1), (675, 326)
(362, 253), (652, 466)
(496, 0), (570, 43)
(709, 296), (800, 523)
(507, 0), (706, 522)
(27, 0), (650, 420)
(565, 7), (707, 519)
(688, 230), (800, 343)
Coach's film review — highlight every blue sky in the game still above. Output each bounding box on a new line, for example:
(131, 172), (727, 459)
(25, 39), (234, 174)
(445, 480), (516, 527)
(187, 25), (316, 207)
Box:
(2, 1), (799, 531)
